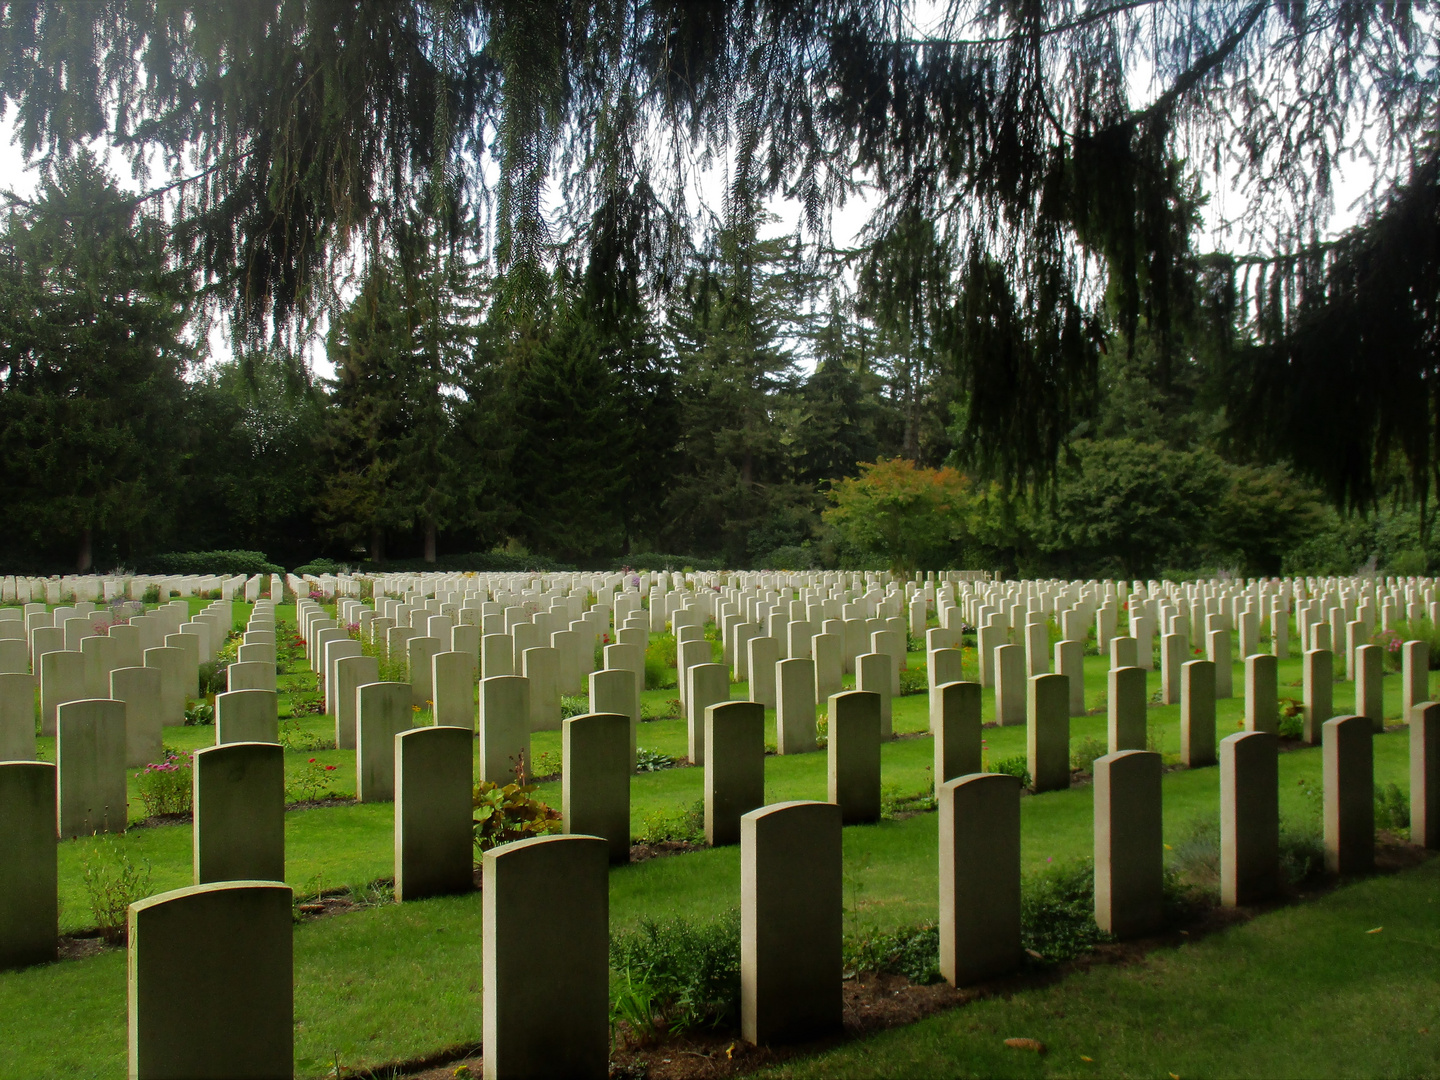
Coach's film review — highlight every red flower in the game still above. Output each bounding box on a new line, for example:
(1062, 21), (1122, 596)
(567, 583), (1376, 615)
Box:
(308, 758), (316, 763)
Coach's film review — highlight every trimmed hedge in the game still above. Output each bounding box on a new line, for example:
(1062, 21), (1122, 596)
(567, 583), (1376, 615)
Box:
(143, 550), (283, 576)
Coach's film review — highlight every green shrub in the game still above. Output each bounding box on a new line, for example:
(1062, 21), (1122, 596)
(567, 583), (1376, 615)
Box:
(288, 757), (341, 803)
(134, 749), (192, 817)
(635, 799), (704, 844)
(1375, 620), (1440, 670)
(292, 558), (349, 576)
(184, 702), (214, 726)
(472, 780), (562, 855)
(645, 633), (677, 690)
(560, 694), (589, 720)
(635, 747), (678, 772)
(277, 719), (333, 753)
(1278, 697), (1305, 739)
(197, 660), (229, 697)
(1070, 735), (1107, 774)
(640, 697), (683, 722)
(141, 584), (161, 604)
(843, 924), (942, 983)
(1279, 821), (1326, 884)
(609, 911), (741, 1038)
(898, 664), (928, 695)
(144, 550), (282, 575)
(1021, 858), (1111, 962)
(82, 837), (152, 944)
(991, 753), (1031, 789)
(1375, 782), (1411, 832)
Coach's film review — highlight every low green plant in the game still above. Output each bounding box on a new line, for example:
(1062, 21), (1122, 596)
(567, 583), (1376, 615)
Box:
(635, 747), (677, 772)
(134, 749), (192, 817)
(1278, 697), (1306, 739)
(843, 924), (942, 983)
(880, 785), (937, 818)
(1021, 858), (1112, 962)
(991, 753), (1031, 789)
(609, 911), (741, 1038)
(898, 664), (928, 695)
(634, 799), (704, 845)
(141, 584), (160, 604)
(645, 633), (678, 689)
(528, 749), (562, 778)
(183, 702), (215, 726)
(289, 757), (342, 803)
(1279, 820), (1326, 884)
(560, 694), (589, 720)
(1375, 782), (1411, 832)
(1070, 735), (1107, 775)
(278, 719), (333, 753)
(640, 698), (683, 721)
(197, 660), (230, 697)
(82, 837), (153, 944)
(472, 780), (562, 855)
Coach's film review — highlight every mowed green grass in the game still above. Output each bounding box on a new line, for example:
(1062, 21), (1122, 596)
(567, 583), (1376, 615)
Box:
(0, 603), (1428, 1078)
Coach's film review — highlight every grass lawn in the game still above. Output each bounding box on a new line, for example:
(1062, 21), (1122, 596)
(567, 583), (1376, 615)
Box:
(0, 601), (1429, 1078)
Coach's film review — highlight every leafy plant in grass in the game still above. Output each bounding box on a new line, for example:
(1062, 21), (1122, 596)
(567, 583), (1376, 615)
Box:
(560, 694), (589, 719)
(880, 785), (937, 818)
(472, 780), (562, 855)
(1375, 783), (1410, 831)
(640, 698), (682, 721)
(609, 910), (741, 1042)
(1070, 735), (1107, 775)
(1278, 697), (1306, 739)
(197, 660), (230, 697)
(134, 749), (192, 816)
(183, 702), (214, 726)
(1279, 821), (1326, 884)
(289, 757), (341, 803)
(990, 754), (1031, 789)
(635, 747), (677, 772)
(635, 799), (705, 844)
(1377, 620), (1440, 671)
(82, 837), (152, 944)
(278, 719), (333, 753)
(843, 924), (942, 983)
(645, 633), (678, 689)
(1021, 858), (1112, 962)
(898, 664), (928, 695)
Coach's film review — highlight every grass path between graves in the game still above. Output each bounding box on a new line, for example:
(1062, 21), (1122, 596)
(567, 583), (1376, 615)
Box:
(1, 603), (1428, 1078)
(753, 854), (1440, 1080)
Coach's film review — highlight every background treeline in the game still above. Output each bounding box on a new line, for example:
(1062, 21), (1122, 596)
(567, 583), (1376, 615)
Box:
(0, 155), (1433, 580)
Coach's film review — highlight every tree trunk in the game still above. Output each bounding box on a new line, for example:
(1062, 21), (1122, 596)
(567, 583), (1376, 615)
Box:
(370, 526), (385, 565)
(424, 521), (437, 563)
(77, 526), (93, 573)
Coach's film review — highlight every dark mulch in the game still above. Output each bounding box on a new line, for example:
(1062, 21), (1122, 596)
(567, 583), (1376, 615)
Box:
(129, 811), (191, 829)
(286, 796), (358, 812)
(629, 839), (706, 863)
(57, 932), (117, 961)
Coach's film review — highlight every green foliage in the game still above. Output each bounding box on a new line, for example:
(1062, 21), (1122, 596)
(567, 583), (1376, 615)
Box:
(288, 757), (342, 803)
(81, 837), (152, 944)
(824, 458), (968, 576)
(292, 558), (349, 576)
(1070, 735), (1107, 775)
(183, 702), (215, 726)
(609, 911), (742, 1039)
(898, 664), (928, 696)
(1278, 697), (1306, 740)
(133, 749), (192, 817)
(146, 550), (282, 575)
(559, 694), (589, 720)
(880, 786), (938, 818)
(634, 799), (704, 845)
(472, 780), (562, 854)
(645, 633), (678, 690)
(277, 719), (333, 753)
(640, 697), (683, 722)
(1375, 783), (1411, 833)
(843, 924), (942, 984)
(634, 747), (678, 773)
(1021, 859), (1112, 963)
(990, 754), (1031, 789)
(197, 661), (230, 698)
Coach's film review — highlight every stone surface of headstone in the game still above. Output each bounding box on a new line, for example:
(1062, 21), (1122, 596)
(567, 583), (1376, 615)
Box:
(57, 698), (127, 838)
(0, 672), (37, 760)
(1055, 639), (1085, 716)
(215, 689), (279, 745)
(827, 690), (881, 824)
(128, 881), (293, 1080)
(686, 662), (729, 766)
(1303, 649), (1333, 744)
(1245, 653), (1279, 734)
(1110, 636), (1138, 669)
(1107, 665), (1146, 753)
(1207, 626), (1233, 699)
(407, 635), (441, 708)
(1027, 673), (1070, 793)
(1403, 640), (1429, 723)
(479, 675), (530, 784)
(1323, 713), (1374, 874)
(747, 636), (779, 708)
(39, 648), (85, 737)
(522, 646), (561, 732)
(356, 682), (411, 802)
(855, 651), (893, 738)
(1354, 643), (1384, 731)
(111, 665), (163, 768)
(994, 643), (1026, 726)
(333, 654), (379, 751)
(431, 650), (477, 730)
(1093, 749), (1163, 939)
(1413, 701), (1440, 849)
(775, 658), (817, 755)
(395, 725), (474, 901)
(932, 681), (981, 796)
(563, 712), (631, 862)
(227, 660), (277, 694)
(939, 772), (1020, 985)
(0, 761), (56, 969)
(741, 800), (842, 1046)
(1180, 659), (1217, 767)
(483, 835), (609, 1079)
(1220, 731), (1278, 906)
(704, 701), (765, 846)
(1160, 632), (1185, 705)
(193, 742), (285, 884)
(589, 668), (638, 772)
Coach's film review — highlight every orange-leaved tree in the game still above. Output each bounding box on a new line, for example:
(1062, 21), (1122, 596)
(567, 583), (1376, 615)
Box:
(822, 458), (969, 576)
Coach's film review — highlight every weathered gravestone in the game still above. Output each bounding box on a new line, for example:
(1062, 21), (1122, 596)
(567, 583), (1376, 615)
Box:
(932, 681), (982, 796)
(1094, 749), (1163, 939)
(827, 690), (881, 824)
(215, 689), (279, 745)
(39, 649), (85, 737)
(741, 801), (842, 1046)
(563, 712), (631, 863)
(479, 675), (530, 784)
(1303, 649), (1334, 745)
(939, 772), (1020, 986)
(407, 635), (441, 709)
(57, 698), (127, 838)
(855, 651), (893, 738)
(1354, 643), (1383, 731)
(1108, 666), (1146, 753)
(333, 654), (380, 751)
(704, 701), (765, 847)
(144, 646), (188, 727)
(432, 650), (477, 730)
(1323, 714), (1374, 874)
(395, 725), (474, 901)
(687, 662), (729, 766)
(1220, 731), (1278, 907)
(993, 644), (1026, 726)
(227, 661), (277, 694)
(111, 666), (162, 768)
(1413, 701), (1440, 849)
(1403, 640), (1429, 723)
(128, 881), (292, 1080)
(193, 742), (284, 884)
(483, 836), (608, 1079)
(357, 682), (411, 802)
(1055, 639), (1085, 716)
(522, 646), (561, 732)
(1027, 673), (1070, 793)
(775, 658), (817, 755)
(1180, 659), (1217, 767)
(589, 668), (638, 772)
(0, 637), (26, 674)
(747, 636), (779, 708)
(0, 672), (37, 760)
(0, 761), (56, 969)
(1245, 653), (1279, 734)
